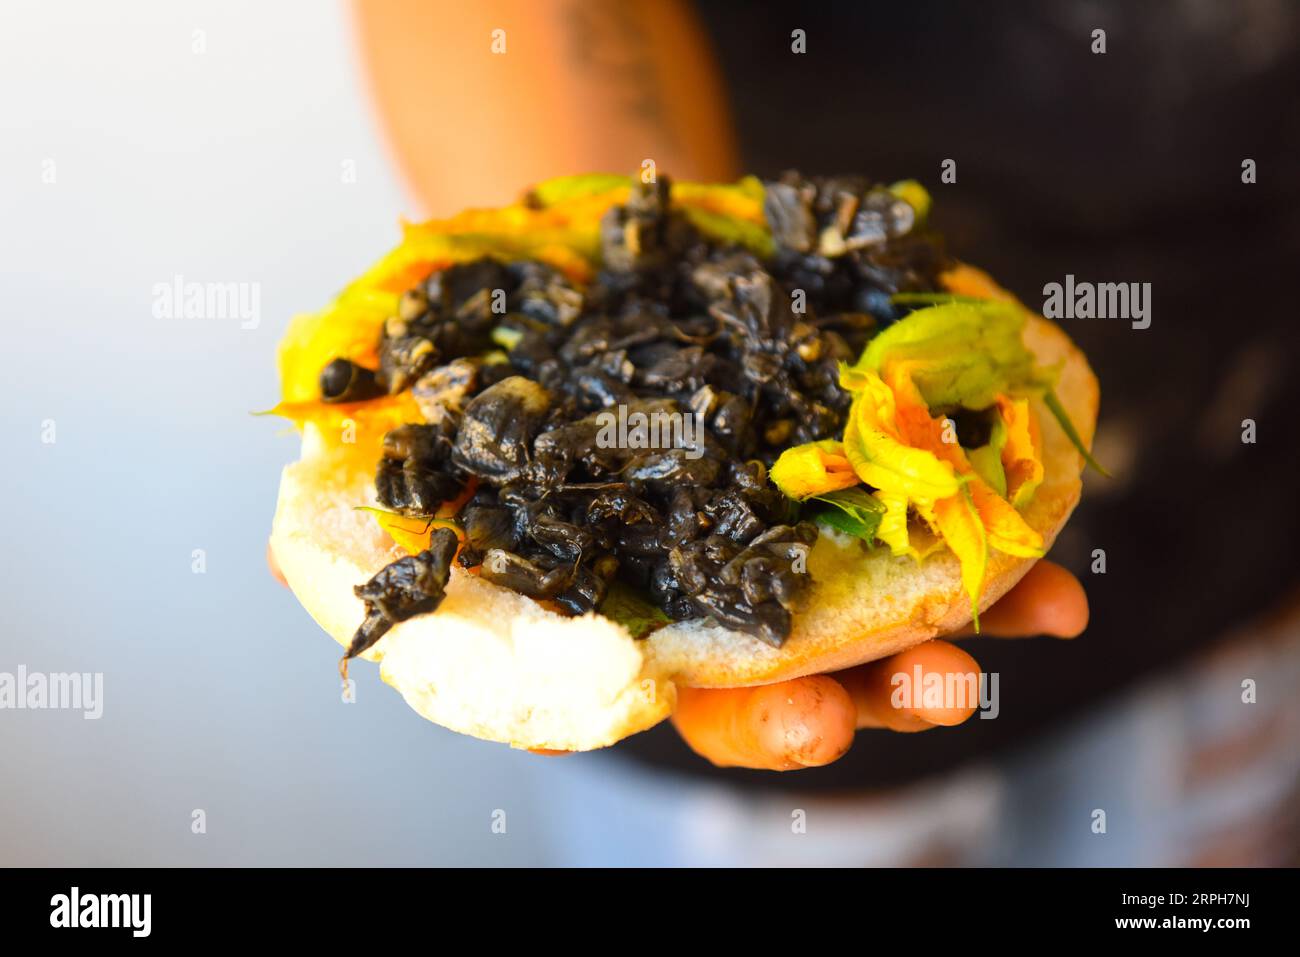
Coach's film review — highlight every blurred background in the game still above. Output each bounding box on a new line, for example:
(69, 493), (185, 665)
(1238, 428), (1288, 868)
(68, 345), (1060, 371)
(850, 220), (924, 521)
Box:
(2, 0), (1297, 866)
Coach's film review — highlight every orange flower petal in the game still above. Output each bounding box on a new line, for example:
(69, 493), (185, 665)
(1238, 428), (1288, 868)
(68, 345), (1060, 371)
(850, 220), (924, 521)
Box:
(995, 395), (1044, 508)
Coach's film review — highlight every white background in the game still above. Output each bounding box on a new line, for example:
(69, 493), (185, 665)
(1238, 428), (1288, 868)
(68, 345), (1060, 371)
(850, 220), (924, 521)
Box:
(0, 0), (586, 866)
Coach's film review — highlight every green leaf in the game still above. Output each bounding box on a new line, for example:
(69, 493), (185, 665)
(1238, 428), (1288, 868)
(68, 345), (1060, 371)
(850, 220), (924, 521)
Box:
(809, 486), (886, 543)
(966, 414), (1009, 498)
(1044, 390), (1109, 476)
(598, 581), (671, 639)
(967, 444), (1007, 499)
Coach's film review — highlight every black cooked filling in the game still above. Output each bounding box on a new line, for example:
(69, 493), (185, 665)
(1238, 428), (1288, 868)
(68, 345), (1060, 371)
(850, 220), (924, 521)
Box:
(332, 173), (952, 673)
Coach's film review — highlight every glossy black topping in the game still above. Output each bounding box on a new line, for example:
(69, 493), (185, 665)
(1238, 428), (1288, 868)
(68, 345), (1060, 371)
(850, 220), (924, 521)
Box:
(333, 174), (951, 651)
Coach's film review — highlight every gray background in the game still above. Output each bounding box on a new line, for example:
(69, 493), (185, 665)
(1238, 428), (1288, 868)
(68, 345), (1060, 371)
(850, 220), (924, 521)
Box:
(0, 0), (577, 866)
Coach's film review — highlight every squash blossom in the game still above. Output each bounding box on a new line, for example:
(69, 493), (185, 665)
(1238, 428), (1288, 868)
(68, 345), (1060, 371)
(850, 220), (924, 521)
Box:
(770, 298), (1092, 628)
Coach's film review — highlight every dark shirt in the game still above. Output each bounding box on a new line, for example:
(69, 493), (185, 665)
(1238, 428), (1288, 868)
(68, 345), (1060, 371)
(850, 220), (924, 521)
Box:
(620, 0), (1300, 789)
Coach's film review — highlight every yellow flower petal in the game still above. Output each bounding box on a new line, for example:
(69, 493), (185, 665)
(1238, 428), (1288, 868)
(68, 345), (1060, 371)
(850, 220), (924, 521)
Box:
(263, 392), (425, 471)
(874, 489), (915, 558)
(843, 415), (962, 502)
(840, 371), (962, 501)
(969, 480), (1044, 558)
(769, 440), (859, 500)
(356, 507), (464, 556)
(933, 487), (988, 629)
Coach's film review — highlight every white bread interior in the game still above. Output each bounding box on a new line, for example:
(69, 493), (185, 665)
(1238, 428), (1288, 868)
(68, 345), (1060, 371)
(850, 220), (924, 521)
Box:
(271, 302), (1098, 751)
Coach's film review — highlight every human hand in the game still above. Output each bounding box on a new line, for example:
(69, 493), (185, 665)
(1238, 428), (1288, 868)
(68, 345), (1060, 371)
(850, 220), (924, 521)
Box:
(669, 561), (1087, 770)
(268, 542), (1085, 769)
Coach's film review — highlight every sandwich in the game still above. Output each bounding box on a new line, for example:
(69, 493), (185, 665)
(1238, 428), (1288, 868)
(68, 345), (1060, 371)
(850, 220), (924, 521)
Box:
(267, 172), (1100, 751)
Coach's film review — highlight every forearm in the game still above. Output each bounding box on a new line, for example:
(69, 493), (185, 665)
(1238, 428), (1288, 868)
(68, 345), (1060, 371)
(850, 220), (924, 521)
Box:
(351, 0), (739, 214)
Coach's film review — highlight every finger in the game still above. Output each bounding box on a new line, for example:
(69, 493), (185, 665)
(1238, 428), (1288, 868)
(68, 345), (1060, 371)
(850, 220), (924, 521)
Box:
(951, 560), (1089, 639)
(672, 675), (857, 771)
(267, 540), (287, 588)
(838, 639), (982, 730)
